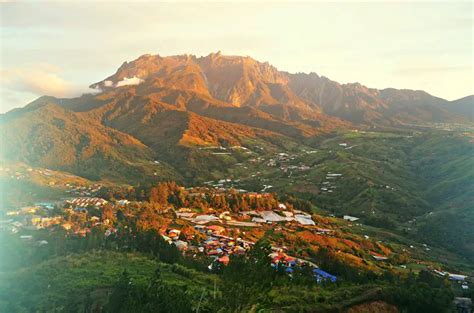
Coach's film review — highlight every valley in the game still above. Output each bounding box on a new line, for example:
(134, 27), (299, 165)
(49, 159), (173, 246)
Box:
(2, 125), (473, 263)
(0, 52), (472, 312)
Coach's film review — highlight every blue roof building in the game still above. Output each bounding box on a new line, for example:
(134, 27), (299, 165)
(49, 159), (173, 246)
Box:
(313, 268), (337, 283)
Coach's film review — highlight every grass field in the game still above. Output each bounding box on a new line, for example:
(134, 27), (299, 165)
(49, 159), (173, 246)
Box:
(0, 250), (216, 312)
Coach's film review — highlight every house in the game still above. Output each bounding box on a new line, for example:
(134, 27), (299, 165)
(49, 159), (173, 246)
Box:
(168, 229), (181, 239)
(316, 228), (333, 234)
(433, 269), (468, 282)
(176, 212), (195, 218)
(313, 268), (337, 283)
(260, 211), (286, 223)
(194, 225), (207, 232)
(226, 220), (261, 227)
(240, 210), (259, 216)
(218, 255), (230, 265)
(66, 197), (108, 207)
(270, 252), (296, 267)
(219, 211), (232, 220)
(161, 235), (172, 244)
(278, 203), (287, 210)
(35, 202), (55, 210)
(174, 240), (188, 251)
(294, 214), (315, 226)
(192, 215), (220, 224)
(116, 200), (130, 206)
(372, 255), (389, 261)
(207, 225), (225, 235)
(21, 207), (38, 214)
(449, 274), (468, 282)
(343, 215), (359, 222)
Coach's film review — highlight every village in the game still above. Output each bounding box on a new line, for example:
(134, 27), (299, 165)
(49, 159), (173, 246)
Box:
(0, 183), (470, 290)
(0, 189), (340, 281)
(200, 145), (352, 197)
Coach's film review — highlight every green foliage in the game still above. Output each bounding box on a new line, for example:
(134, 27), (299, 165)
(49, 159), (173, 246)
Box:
(364, 216), (397, 230)
(383, 271), (454, 313)
(0, 250), (213, 313)
(218, 239), (281, 311)
(0, 234), (458, 313)
(106, 268), (194, 313)
(417, 210), (474, 262)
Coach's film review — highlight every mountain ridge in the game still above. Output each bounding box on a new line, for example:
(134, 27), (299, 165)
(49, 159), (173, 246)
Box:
(88, 52), (472, 124)
(1, 52), (472, 182)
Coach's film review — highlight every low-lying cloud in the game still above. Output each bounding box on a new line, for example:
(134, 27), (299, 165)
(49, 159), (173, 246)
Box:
(0, 63), (99, 113)
(103, 80), (114, 87)
(115, 76), (144, 87)
(1, 65), (76, 98)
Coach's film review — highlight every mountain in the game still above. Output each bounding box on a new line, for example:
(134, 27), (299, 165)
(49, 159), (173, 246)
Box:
(87, 52), (347, 135)
(0, 99), (177, 182)
(446, 95), (474, 121)
(0, 52), (472, 183)
(288, 73), (472, 124)
(89, 52), (472, 126)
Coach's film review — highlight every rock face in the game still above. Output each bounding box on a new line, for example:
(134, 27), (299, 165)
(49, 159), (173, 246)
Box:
(90, 52), (473, 125)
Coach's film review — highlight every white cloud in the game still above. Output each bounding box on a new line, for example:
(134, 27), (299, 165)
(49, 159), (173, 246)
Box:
(0, 63), (99, 112)
(115, 76), (144, 87)
(103, 80), (114, 87)
(1, 65), (76, 98)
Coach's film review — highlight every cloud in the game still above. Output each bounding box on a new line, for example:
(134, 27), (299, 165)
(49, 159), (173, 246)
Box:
(0, 63), (101, 99)
(103, 80), (114, 87)
(115, 76), (144, 87)
(0, 63), (100, 112)
(1, 65), (76, 98)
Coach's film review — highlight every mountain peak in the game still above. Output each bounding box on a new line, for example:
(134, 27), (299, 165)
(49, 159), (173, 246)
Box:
(83, 52), (472, 125)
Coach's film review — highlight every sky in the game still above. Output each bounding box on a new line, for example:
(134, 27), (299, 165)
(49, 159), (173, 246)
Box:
(0, 1), (472, 113)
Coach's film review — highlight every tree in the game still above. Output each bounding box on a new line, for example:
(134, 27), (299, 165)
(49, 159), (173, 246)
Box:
(149, 187), (159, 204)
(101, 204), (116, 225)
(144, 267), (193, 313)
(386, 270), (454, 313)
(107, 270), (133, 312)
(218, 239), (277, 311)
